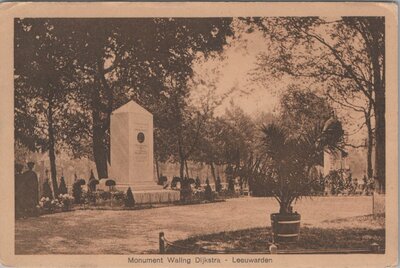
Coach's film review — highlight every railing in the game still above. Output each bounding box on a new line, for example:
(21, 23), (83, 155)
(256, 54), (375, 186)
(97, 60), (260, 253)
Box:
(159, 232), (384, 254)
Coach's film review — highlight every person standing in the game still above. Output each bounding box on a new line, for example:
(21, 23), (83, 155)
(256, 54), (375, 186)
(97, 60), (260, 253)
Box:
(15, 163), (24, 218)
(23, 162), (39, 215)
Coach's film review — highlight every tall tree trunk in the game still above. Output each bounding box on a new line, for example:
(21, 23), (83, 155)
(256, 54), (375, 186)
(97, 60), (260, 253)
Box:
(209, 162), (217, 184)
(155, 156), (160, 182)
(177, 137), (185, 179)
(90, 59), (114, 179)
(365, 110), (374, 180)
(374, 89), (385, 193)
(47, 104), (59, 197)
(184, 159), (190, 179)
(92, 85), (108, 178)
(367, 135), (373, 180)
(98, 60), (113, 165)
(371, 27), (385, 193)
(93, 123), (108, 178)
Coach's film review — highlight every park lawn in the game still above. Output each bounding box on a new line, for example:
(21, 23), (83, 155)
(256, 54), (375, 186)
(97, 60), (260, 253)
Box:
(165, 214), (385, 254)
(15, 196), (378, 254)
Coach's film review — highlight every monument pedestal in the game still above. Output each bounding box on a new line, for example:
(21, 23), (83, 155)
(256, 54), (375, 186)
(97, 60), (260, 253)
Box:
(107, 100), (180, 204)
(114, 181), (181, 204)
(115, 182), (180, 204)
(117, 187), (180, 204)
(116, 184), (180, 204)
(133, 190), (180, 204)
(117, 181), (164, 191)
(97, 179), (180, 204)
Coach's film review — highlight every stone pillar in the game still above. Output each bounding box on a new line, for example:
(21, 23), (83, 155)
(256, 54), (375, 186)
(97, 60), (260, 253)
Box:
(109, 100), (157, 191)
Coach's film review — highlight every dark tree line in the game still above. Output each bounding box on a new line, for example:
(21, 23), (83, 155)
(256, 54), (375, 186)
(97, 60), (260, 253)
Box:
(15, 18), (233, 195)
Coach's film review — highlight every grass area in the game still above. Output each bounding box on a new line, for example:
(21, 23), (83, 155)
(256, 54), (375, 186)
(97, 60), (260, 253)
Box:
(15, 196), (377, 254)
(165, 214), (385, 254)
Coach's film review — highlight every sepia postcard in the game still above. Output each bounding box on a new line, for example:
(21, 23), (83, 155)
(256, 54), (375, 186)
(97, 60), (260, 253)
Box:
(0, 2), (398, 267)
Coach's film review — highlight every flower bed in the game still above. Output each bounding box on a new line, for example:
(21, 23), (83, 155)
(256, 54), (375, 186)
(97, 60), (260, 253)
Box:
(37, 194), (74, 214)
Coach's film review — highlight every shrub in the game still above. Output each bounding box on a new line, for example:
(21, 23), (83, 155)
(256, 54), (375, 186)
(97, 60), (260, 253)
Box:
(42, 179), (53, 199)
(58, 176), (68, 195)
(37, 194), (74, 214)
(98, 191), (111, 200)
(72, 181), (83, 204)
(113, 190), (125, 201)
(326, 170), (345, 195)
(363, 175), (374, 195)
(88, 178), (99, 192)
(85, 190), (97, 204)
(76, 178), (86, 186)
(38, 197), (61, 213)
(345, 173), (357, 195)
(171, 176), (180, 188)
(58, 194), (74, 211)
(310, 173), (326, 196)
(192, 188), (205, 201)
(125, 187), (135, 207)
(180, 178), (192, 202)
(105, 179), (116, 191)
(215, 176), (222, 193)
(89, 169), (96, 180)
(158, 175), (168, 185)
(228, 177), (235, 192)
(204, 179), (213, 201)
(188, 178), (195, 185)
(217, 189), (240, 199)
(195, 177), (201, 189)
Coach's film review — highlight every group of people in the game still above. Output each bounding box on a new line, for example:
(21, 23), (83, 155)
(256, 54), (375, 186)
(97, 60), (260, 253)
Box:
(15, 162), (39, 217)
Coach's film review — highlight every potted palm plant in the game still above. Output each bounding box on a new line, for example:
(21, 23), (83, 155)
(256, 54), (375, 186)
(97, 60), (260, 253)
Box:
(255, 119), (343, 243)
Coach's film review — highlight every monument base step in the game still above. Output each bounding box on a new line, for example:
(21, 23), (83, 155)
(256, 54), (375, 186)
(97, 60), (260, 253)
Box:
(115, 182), (165, 191)
(115, 183), (180, 204)
(126, 189), (180, 204)
(97, 179), (179, 204)
(98, 179), (163, 191)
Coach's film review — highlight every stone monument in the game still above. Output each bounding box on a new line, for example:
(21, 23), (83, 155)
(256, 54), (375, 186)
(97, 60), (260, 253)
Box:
(106, 100), (180, 203)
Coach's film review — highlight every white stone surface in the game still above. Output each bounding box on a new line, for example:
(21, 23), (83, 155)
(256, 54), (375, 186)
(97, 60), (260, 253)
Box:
(109, 100), (156, 189)
(133, 190), (180, 204)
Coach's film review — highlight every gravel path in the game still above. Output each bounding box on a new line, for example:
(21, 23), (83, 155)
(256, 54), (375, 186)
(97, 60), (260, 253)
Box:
(15, 196), (373, 254)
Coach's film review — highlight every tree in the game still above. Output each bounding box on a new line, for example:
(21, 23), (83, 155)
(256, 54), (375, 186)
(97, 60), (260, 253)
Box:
(249, 17), (385, 191)
(141, 19), (233, 181)
(279, 86), (333, 138)
(15, 19), (81, 196)
(192, 101), (256, 187)
(278, 86), (342, 171)
(190, 116), (226, 183)
(15, 18), (238, 207)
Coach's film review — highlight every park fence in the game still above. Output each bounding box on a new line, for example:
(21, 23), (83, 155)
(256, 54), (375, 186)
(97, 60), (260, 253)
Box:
(158, 232), (384, 254)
